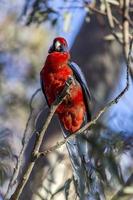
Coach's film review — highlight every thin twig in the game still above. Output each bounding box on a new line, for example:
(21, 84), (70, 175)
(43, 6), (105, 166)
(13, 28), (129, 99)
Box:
(105, 0), (115, 28)
(34, 152), (66, 199)
(122, 0), (130, 60)
(9, 77), (73, 200)
(104, 0), (123, 44)
(39, 39), (132, 158)
(5, 88), (41, 199)
(22, 89), (42, 146)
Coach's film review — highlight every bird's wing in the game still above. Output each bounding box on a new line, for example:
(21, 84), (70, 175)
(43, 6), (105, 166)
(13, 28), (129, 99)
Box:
(68, 61), (91, 121)
(40, 73), (50, 107)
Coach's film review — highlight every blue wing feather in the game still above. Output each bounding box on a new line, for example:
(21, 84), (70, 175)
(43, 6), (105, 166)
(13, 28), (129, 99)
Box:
(68, 61), (91, 121)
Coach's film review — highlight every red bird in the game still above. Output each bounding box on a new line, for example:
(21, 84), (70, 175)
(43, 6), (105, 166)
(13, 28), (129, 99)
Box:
(40, 37), (91, 135)
(40, 37), (103, 199)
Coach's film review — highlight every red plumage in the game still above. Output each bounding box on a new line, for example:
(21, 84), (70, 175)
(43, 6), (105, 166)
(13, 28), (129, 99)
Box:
(40, 47), (87, 133)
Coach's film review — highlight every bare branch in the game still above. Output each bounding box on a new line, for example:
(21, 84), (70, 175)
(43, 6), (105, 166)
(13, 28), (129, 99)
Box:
(104, 0), (123, 44)
(9, 77), (73, 200)
(105, 0), (115, 28)
(122, 0), (130, 60)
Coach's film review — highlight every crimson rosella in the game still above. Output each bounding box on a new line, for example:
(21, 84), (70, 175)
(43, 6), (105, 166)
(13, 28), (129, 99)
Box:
(40, 37), (104, 200)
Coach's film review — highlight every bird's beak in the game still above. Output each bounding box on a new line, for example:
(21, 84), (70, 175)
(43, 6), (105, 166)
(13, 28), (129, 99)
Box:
(55, 41), (61, 50)
(48, 41), (68, 53)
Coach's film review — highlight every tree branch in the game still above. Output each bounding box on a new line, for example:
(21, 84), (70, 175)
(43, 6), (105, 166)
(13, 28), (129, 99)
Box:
(9, 77), (73, 200)
(122, 0), (130, 60)
(104, 0), (123, 44)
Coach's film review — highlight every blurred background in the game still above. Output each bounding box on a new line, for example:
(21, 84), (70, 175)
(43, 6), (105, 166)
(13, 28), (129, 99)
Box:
(0, 0), (133, 200)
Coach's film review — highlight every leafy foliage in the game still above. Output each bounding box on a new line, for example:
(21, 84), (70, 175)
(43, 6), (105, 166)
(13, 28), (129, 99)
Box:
(22, 0), (60, 25)
(22, 0), (133, 37)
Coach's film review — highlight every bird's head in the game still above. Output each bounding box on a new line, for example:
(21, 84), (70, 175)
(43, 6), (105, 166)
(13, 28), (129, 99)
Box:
(48, 37), (68, 53)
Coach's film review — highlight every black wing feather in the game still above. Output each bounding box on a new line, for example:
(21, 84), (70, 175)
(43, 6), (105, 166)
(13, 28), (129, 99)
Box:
(68, 61), (91, 121)
(40, 74), (50, 107)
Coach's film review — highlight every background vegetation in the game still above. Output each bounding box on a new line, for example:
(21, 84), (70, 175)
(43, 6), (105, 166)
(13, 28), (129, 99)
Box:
(0, 0), (133, 200)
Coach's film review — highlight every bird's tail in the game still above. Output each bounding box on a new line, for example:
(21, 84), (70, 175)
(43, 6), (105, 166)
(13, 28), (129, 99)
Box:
(66, 133), (105, 200)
